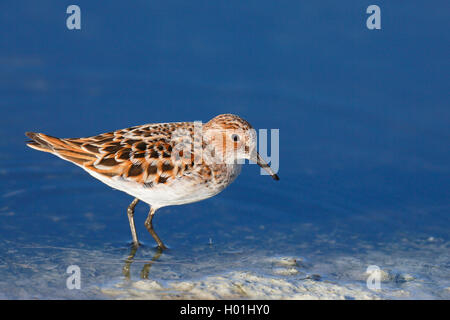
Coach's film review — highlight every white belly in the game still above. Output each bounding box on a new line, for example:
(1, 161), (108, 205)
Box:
(84, 164), (242, 209)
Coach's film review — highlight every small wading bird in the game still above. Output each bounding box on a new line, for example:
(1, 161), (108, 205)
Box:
(26, 114), (279, 249)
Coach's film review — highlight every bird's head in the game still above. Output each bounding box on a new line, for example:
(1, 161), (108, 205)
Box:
(203, 114), (279, 180)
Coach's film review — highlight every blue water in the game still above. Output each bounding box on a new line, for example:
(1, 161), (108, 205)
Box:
(0, 1), (448, 299)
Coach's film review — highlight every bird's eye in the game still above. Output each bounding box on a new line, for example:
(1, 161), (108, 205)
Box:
(231, 134), (240, 142)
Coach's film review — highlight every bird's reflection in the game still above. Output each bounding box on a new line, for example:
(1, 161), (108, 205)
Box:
(122, 245), (163, 279)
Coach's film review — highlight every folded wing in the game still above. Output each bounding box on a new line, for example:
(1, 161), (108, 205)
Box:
(25, 122), (196, 186)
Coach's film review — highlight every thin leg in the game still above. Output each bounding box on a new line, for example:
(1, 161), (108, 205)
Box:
(144, 207), (167, 250)
(127, 198), (140, 246)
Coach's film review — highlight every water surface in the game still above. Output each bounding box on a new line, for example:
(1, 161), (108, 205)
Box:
(0, 1), (448, 299)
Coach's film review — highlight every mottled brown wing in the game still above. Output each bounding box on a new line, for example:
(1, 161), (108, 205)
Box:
(26, 122), (197, 187)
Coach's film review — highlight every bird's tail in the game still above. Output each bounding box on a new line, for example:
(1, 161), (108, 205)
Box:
(25, 132), (96, 166)
(25, 132), (58, 153)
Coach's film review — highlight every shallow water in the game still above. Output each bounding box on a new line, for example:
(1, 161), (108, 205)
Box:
(0, 1), (449, 299)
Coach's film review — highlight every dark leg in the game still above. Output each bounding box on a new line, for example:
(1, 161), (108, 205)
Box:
(144, 207), (167, 250)
(127, 198), (140, 246)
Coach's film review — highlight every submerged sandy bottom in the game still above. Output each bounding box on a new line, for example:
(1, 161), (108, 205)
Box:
(0, 210), (448, 299)
(1, 238), (449, 299)
(99, 238), (449, 300)
(102, 270), (379, 300)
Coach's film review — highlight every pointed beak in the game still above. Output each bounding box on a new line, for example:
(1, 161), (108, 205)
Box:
(255, 152), (279, 181)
